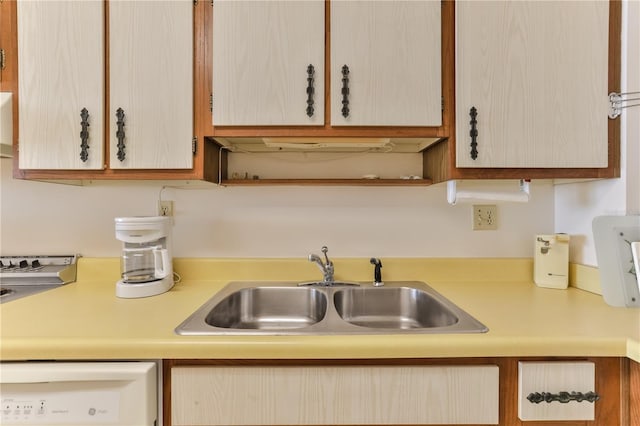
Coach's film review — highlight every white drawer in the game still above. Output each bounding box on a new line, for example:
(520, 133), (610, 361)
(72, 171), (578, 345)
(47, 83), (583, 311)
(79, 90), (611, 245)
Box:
(172, 365), (499, 425)
(518, 361), (597, 421)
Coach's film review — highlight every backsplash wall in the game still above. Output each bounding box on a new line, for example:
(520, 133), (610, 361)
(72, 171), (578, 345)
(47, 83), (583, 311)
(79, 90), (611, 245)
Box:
(0, 159), (554, 258)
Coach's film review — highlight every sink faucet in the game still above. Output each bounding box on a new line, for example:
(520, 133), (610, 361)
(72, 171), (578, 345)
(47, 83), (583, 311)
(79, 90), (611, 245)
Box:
(308, 246), (334, 284)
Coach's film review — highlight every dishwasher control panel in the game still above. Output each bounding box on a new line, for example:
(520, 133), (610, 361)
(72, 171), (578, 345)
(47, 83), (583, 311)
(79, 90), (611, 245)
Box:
(2, 390), (119, 424)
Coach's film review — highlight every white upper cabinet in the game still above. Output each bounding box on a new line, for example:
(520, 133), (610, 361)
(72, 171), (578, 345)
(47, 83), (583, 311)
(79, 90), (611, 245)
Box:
(212, 0), (325, 126)
(109, 0), (193, 169)
(330, 0), (442, 127)
(17, 1), (104, 170)
(456, 1), (609, 168)
(212, 0), (441, 128)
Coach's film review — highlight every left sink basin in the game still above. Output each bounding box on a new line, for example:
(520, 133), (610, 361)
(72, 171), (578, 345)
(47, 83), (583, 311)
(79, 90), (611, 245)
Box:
(205, 287), (327, 330)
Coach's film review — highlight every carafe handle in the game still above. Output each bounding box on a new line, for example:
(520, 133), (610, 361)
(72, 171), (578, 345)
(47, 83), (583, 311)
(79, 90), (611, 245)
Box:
(153, 248), (170, 279)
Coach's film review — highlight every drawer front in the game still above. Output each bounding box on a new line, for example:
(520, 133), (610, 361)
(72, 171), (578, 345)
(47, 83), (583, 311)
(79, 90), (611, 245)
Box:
(518, 361), (596, 421)
(172, 365), (499, 425)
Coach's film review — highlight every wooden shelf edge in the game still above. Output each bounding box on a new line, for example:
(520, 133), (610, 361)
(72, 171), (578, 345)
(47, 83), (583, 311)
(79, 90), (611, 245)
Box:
(220, 178), (433, 187)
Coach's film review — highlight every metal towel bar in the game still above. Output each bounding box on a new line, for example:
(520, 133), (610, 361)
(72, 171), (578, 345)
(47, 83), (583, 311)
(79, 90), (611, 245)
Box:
(609, 91), (640, 119)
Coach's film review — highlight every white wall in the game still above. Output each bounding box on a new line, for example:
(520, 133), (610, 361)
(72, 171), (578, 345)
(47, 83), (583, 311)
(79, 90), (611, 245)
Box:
(0, 160), (554, 258)
(555, 0), (640, 266)
(7, 3), (636, 262)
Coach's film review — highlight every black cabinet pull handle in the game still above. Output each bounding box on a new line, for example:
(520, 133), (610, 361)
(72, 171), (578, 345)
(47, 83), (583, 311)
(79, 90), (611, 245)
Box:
(306, 64), (315, 117)
(469, 106), (478, 160)
(80, 108), (90, 162)
(341, 64), (350, 118)
(527, 391), (600, 404)
(115, 108), (126, 161)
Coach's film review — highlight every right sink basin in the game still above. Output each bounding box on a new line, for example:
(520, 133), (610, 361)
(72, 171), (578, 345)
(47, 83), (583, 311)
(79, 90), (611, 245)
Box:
(333, 287), (459, 329)
(175, 281), (488, 335)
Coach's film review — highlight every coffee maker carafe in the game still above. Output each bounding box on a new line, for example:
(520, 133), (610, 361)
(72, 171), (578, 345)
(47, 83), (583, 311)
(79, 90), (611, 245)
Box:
(115, 216), (174, 298)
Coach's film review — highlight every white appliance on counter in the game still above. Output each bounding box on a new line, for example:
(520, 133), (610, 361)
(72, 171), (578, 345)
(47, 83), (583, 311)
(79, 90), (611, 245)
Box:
(533, 234), (570, 289)
(115, 216), (174, 299)
(0, 361), (158, 426)
(0, 255), (78, 304)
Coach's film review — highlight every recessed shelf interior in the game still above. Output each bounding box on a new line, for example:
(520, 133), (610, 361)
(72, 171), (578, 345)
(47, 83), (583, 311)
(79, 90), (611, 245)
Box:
(212, 137), (441, 185)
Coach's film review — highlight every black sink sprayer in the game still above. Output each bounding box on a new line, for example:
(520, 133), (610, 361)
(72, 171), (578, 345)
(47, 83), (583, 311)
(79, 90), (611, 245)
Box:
(370, 258), (384, 287)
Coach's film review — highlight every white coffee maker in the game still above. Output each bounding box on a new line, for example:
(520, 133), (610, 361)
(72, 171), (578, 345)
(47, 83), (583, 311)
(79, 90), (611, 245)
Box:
(115, 216), (174, 298)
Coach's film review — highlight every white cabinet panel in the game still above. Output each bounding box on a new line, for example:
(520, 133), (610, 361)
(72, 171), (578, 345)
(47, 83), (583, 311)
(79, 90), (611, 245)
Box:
(331, 0), (441, 126)
(109, 0), (193, 169)
(456, 1), (609, 168)
(172, 365), (499, 425)
(518, 361), (596, 421)
(17, 0), (104, 170)
(212, 0), (325, 126)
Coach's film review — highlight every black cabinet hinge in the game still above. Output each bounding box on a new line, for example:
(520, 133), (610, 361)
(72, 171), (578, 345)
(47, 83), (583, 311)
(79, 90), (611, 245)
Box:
(192, 137), (197, 155)
(441, 96), (445, 112)
(209, 93), (213, 112)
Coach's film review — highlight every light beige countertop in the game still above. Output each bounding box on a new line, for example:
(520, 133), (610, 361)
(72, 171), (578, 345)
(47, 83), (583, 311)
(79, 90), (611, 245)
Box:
(1, 258), (638, 362)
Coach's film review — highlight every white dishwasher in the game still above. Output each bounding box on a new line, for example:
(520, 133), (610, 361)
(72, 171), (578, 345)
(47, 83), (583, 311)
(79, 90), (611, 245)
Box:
(0, 361), (158, 426)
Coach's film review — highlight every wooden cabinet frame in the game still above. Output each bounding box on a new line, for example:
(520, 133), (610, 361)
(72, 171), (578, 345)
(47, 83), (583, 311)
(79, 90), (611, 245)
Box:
(197, 0), (450, 186)
(200, 1), (450, 139)
(631, 359), (640, 426)
(202, 0), (620, 185)
(2, 0), (222, 182)
(197, 0), (452, 186)
(164, 357), (628, 426)
(1, 0), (620, 184)
(0, 0), (18, 141)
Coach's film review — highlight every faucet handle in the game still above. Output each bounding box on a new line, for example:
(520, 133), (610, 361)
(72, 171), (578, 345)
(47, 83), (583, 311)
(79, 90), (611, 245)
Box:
(321, 246), (332, 265)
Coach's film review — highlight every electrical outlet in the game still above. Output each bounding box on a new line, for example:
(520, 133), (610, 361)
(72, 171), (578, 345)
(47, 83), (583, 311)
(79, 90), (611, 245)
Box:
(473, 204), (497, 230)
(158, 200), (174, 217)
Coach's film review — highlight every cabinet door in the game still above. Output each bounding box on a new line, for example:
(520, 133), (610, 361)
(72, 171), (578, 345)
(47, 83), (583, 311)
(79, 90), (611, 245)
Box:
(109, 0), (193, 169)
(456, 1), (609, 168)
(17, 1), (104, 170)
(212, 1), (325, 126)
(172, 365), (499, 425)
(518, 361), (596, 421)
(330, 1), (441, 127)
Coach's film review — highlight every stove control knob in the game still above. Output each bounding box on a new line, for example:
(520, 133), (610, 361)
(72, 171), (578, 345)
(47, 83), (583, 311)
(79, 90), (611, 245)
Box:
(32, 260), (41, 268)
(19, 260), (29, 268)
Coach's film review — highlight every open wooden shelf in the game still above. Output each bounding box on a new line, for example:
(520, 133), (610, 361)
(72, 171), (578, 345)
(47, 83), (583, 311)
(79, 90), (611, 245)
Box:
(220, 178), (433, 187)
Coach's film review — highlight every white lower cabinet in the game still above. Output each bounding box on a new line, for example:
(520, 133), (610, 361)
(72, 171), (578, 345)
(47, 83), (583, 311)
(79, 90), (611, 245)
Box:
(171, 365), (499, 425)
(518, 361), (596, 421)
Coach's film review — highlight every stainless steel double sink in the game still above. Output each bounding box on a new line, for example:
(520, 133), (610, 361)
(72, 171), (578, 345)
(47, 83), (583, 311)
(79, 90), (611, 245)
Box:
(176, 281), (488, 335)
